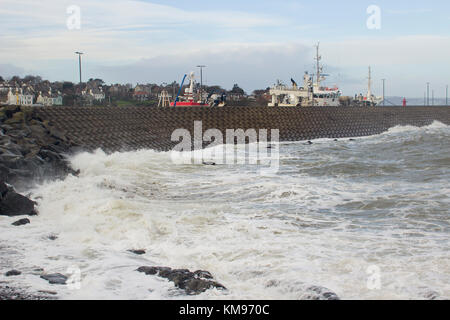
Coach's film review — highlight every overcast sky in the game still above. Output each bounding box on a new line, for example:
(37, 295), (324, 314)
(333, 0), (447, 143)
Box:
(1, 0), (449, 97)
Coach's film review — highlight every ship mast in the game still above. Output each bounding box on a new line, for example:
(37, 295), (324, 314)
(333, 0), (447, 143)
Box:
(368, 66), (372, 99)
(315, 42), (322, 87)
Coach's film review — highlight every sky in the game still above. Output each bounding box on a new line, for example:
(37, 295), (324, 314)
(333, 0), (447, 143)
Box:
(0, 0), (449, 97)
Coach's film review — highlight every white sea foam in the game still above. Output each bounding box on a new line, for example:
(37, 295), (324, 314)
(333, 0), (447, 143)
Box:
(0, 122), (448, 299)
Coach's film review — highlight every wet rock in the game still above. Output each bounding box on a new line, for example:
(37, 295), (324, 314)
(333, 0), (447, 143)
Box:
(137, 266), (226, 295)
(301, 286), (340, 300)
(0, 180), (8, 196)
(48, 234), (58, 241)
(40, 273), (68, 285)
(0, 108), (76, 188)
(5, 270), (22, 277)
(4, 112), (24, 125)
(0, 182), (37, 217)
(12, 218), (30, 226)
(128, 249), (146, 255)
(265, 280), (340, 300)
(307, 141), (313, 145)
(202, 161), (216, 166)
(423, 290), (441, 300)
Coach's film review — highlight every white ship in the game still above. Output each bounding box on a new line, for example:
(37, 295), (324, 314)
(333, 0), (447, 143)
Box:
(268, 42), (341, 107)
(354, 66), (383, 106)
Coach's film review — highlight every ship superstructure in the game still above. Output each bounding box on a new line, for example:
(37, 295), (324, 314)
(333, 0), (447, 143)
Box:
(353, 66), (383, 106)
(268, 42), (341, 107)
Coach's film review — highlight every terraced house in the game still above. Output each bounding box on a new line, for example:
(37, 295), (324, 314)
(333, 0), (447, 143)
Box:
(36, 88), (63, 106)
(5, 88), (34, 106)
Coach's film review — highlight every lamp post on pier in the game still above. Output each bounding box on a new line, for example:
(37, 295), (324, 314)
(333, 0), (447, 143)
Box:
(196, 65), (206, 103)
(75, 52), (84, 84)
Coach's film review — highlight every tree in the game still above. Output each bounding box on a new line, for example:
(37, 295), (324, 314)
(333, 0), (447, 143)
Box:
(0, 76), (4, 82)
(230, 84), (245, 95)
(24, 75), (41, 84)
(62, 81), (74, 93)
(205, 85), (225, 95)
(10, 76), (21, 83)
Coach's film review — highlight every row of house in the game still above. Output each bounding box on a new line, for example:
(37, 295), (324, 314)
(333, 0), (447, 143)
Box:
(1, 82), (106, 107)
(4, 87), (63, 106)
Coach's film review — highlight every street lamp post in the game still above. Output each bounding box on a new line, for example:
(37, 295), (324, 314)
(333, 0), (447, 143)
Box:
(196, 65), (206, 102)
(426, 82), (430, 106)
(75, 52), (84, 84)
(446, 85), (448, 106)
(381, 79), (386, 106)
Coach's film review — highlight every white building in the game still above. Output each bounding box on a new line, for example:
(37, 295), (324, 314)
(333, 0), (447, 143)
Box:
(82, 87), (105, 102)
(36, 88), (63, 106)
(6, 88), (35, 106)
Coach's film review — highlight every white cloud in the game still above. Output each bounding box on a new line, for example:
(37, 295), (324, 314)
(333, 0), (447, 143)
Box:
(387, 8), (432, 15)
(0, 0), (291, 64)
(93, 42), (314, 92)
(323, 35), (450, 67)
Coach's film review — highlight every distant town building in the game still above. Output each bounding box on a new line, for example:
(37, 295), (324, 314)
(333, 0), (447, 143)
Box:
(133, 91), (150, 102)
(82, 87), (105, 103)
(6, 88), (34, 106)
(134, 84), (152, 94)
(36, 88), (63, 106)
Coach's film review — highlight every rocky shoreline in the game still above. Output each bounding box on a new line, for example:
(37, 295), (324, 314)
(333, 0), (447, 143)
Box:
(0, 105), (344, 300)
(2, 105), (448, 300)
(0, 105), (78, 299)
(0, 106), (233, 299)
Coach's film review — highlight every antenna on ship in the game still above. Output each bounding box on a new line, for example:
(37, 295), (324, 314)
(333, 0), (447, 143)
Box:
(314, 42), (322, 87)
(367, 66), (372, 100)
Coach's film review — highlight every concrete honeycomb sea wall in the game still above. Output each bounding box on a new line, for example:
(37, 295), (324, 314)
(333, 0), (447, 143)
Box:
(33, 106), (450, 152)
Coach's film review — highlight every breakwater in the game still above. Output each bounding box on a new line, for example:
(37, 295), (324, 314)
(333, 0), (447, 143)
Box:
(34, 106), (450, 152)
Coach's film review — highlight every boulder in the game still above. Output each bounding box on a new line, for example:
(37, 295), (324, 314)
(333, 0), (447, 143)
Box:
(265, 280), (340, 300)
(4, 112), (24, 125)
(12, 218), (30, 226)
(0, 181), (8, 197)
(40, 273), (68, 285)
(5, 270), (22, 277)
(128, 249), (146, 255)
(0, 182), (37, 217)
(300, 286), (340, 300)
(137, 266), (226, 295)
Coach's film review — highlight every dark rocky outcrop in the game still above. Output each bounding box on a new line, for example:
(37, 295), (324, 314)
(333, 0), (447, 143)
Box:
(40, 273), (68, 285)
(302, 286), (340, 300)
(137, 266), (226, 295)
(422, 290), (442, 300)
(128, 249), (146, 255)
(12, 218), (31, 226)
(266, 280), (340, 300)
(0, 106), (78, 190)
(5, 270), (22, 277)
(0, 181), (36, 216)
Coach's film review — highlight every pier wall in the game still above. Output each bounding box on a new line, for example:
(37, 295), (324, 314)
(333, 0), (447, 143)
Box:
(33, 106), (450, 152)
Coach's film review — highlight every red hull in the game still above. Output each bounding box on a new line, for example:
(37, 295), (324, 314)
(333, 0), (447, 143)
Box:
(170, 102), (209, 107)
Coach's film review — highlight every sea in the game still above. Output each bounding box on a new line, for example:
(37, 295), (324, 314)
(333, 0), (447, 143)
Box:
(0, 121), (448, 300)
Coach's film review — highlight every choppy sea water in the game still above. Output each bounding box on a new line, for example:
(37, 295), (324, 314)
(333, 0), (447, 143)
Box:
(0, 121), (449, 300)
